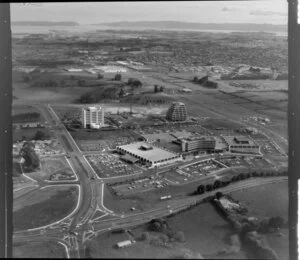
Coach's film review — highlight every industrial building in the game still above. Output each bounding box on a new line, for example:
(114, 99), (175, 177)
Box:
(116, 141), (182, 168)
(82, 106), (105, 129)
(222, 136), (260, 154)
(180, 136), (216, 153)
(166, 102), (187, 121)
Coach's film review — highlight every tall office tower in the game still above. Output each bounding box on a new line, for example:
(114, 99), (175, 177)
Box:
(82, 106), (104, 129)
(166, 102), (187, 121)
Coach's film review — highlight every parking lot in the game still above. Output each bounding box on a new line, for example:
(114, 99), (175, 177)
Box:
(112, 176), (170, 196)
(135, 123), (209, 136)
(85, 153), (142, 178)
(163, 159), (225, 184)
(215, 156), (273, 169)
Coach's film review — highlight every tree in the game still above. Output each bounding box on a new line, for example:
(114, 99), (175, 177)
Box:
(213, 180), (221, 189)
(154, 85), (159, 93)
(246, 173), (251, 179)
(79, 92), (96, 103)
(193, 76), (198, 82)
(206, 184), (213, 192)
(33, 130), (48, 140)
(159, 86), (164, 92)
(197, 184), (205, 194)
(97, 74), (104, 79)
(231, 176), (237, 182)
(119, 88), (125, 97)
(268, 216), (285, 229)
(20, 142), (40, 172)
(23, 73), (32, 82)
(239, 173), (246, 180)
(114, 73), (122, 81)
(215, 191), (223, 200)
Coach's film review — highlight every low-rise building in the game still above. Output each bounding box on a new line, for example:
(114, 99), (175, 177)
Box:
(116, 141), (182, 168)
(117, 240), (133, 248)
(222, 136), (260, 154)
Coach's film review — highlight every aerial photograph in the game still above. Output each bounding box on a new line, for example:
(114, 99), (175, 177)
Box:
(11, 1), (288, 259)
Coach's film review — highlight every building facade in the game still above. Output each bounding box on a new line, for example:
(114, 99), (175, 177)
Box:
(166, 102), (187, 121)
(181, 136), (216, 153)
(82, 106), (104, 129)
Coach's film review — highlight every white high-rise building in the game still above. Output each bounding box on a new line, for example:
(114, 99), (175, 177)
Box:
(82, 106), (104, 129)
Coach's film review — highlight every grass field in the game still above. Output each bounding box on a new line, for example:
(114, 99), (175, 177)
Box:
(229, 180), (288, 260)
(13, 185), (78, 231)
(13, 241), (66, 258)
(229, 180), (288, 220)
(13, 127), (50, 142)
(86, 229), (204, 259)
(12, 104), (40, 117)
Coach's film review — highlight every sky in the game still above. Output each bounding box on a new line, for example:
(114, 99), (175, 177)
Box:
(11, 1), (288, 25)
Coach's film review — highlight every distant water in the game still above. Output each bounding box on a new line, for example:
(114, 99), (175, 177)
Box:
(11, 25), (287, 37)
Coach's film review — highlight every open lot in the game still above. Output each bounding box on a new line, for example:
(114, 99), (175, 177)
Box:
(13, 127), (50, 142)
(26, 157), (76, 181)
(229, 180), (288, 260)
(72, 129), (140, 150)
(13, 185), (79, 230)
(13, 241), (66, 258)
(229, 180), (288, 221)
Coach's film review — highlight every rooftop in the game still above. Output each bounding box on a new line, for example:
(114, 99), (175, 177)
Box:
(222, 136), (256, 146)
(117, 141), (179, 162)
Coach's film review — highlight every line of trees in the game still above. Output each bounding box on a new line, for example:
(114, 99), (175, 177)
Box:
(154, 85), (164, 93)
(194, 170), (287, 195)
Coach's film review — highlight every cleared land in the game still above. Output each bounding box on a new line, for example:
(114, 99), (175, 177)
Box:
(13, 185), (79, 230)
(26, 157), (76, 181)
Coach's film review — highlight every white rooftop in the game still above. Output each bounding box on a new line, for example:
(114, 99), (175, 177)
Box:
(117, 141), (179, 162)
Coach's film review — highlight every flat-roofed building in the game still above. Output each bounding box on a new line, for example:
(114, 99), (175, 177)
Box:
(181, 136), (216, 153)
(116, 240), (132, 248)
(222, 136), (260, 154)
(116, 141), (182, 168)
(166, 102), (187, 121)
(82, 106), (104, 129)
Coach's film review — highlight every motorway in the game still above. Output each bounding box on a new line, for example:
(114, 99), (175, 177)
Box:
(13, 103), (288, 258)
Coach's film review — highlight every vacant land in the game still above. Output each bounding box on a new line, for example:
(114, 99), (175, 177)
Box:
(26, 157), (76, 181)
(13, 127), (50, 142)
(229, 181), (288, 260)
(13, 185), (78, 230)
(87, 202), (245, 259)
(13, 241), (66, 258)
(229, 181), (288, 220)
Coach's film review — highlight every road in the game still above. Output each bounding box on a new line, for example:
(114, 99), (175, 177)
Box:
(13, 102), (288, 258)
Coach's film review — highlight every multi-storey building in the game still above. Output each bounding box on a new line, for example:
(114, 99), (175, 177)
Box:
(180, 136), (216, 153)
(82, 106), (104, 129)
(166, 102), (187, 121)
